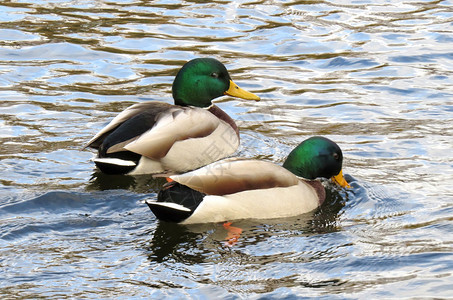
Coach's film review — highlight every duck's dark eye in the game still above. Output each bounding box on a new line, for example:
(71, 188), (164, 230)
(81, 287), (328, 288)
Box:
(210, 72), (219, 78)
(333, 152), (339, 160)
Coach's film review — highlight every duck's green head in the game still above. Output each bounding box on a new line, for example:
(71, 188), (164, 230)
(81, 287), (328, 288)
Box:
(172, 58), (260, 108)
(283, 136), (350, 188)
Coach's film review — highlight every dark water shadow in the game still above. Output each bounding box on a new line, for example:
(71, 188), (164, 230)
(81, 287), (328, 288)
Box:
(0, 190), (144, 242)
(85, 171), (167, 194)
(142, 221), (206, 264)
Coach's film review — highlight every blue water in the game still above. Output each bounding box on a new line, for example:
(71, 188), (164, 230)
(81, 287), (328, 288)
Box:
(1, 0), (453, 298)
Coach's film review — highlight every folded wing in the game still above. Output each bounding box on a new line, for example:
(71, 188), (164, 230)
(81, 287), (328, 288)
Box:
(170, 159), (300, 196)
(85, 102), (222, 160)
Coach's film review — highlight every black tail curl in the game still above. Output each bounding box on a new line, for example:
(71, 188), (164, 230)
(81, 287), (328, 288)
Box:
(147, 181), (205, 223)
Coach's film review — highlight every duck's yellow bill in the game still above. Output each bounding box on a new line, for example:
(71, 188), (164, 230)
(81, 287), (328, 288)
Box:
(225, 80), (260, 101)
(331, 169), (351, 188)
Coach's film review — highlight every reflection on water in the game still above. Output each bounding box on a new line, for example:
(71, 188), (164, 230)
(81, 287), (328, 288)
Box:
(1, 0), (453, 298)
(86, 172), (167, 193)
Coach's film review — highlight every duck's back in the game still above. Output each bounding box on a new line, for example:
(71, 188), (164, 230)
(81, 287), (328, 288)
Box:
(171, 159), (300, 195)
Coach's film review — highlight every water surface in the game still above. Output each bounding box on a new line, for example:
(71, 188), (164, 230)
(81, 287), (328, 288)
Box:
(1, 0), (453, 298)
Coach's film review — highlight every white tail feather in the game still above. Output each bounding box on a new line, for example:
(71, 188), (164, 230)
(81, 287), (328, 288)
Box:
(93, 157), (136, 167)
(145, 200), (191, 212)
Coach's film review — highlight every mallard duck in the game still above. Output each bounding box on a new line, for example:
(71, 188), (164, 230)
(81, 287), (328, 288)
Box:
(146, 136), (351, 224)
(85, 58), (260, 175)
